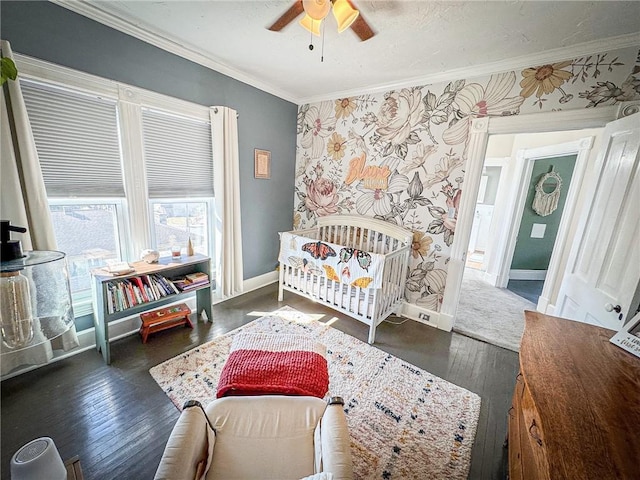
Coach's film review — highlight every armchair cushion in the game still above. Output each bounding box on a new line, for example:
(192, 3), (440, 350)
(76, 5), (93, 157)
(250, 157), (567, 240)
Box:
(154, 396), (353, 480)
(205, 395), (325, 479)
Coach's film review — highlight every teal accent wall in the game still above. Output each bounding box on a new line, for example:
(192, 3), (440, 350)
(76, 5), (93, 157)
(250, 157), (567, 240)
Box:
(510, 155), (577, 271)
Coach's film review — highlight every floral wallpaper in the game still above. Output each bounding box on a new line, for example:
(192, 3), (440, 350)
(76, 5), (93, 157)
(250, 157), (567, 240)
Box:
(294, 46), (640, 313)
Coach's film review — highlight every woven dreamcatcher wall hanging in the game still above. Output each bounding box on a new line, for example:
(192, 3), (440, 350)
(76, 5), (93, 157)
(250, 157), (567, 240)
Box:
(532, 169), (563, 217)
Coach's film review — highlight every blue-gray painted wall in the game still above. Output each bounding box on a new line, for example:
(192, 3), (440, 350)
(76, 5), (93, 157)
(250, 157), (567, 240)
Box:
(1, 0), (297, 281)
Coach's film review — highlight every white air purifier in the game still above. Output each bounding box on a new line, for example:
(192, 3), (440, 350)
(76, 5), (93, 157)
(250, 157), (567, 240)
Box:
(10, 437), (66, 480)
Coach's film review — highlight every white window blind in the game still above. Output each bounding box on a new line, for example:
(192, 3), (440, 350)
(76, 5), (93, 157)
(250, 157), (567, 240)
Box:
(142, 108), (214, 198)
(20, 80), (124, 197)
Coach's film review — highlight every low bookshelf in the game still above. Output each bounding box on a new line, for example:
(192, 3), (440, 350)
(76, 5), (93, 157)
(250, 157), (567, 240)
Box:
(91, 254), (212, 364)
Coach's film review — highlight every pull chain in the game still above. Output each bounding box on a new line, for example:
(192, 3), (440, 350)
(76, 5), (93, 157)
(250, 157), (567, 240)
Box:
(321, 17), (325, 62)
(308, 19), (315, 50)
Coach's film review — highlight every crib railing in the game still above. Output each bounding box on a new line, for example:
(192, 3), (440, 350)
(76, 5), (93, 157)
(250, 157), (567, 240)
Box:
(278, 215), (412, 343)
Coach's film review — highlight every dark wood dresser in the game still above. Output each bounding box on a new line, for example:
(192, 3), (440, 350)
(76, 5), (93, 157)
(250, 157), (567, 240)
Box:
(509, 311), (640, 479)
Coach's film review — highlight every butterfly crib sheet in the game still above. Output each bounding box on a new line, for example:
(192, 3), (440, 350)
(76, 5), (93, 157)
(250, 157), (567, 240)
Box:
(278, 231), (385, 289)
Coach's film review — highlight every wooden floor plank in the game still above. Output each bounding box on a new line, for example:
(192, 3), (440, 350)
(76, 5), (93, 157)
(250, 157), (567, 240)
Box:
(1, 283), (519, 480)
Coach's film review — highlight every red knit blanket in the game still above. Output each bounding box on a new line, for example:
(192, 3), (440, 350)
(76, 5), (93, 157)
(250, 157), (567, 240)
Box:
(216, 333), (329, 399)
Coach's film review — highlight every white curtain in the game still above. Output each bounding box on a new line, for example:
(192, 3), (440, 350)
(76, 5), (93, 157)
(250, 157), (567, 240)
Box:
(0, 40), (78, 375)
(211, 106), (244, 298)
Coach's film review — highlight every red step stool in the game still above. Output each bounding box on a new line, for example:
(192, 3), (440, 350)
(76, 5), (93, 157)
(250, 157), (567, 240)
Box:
(139, 303), (193, 343)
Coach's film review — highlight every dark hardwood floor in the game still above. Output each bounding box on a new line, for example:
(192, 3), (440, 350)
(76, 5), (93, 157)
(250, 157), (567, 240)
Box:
(1, 283), (519, 479)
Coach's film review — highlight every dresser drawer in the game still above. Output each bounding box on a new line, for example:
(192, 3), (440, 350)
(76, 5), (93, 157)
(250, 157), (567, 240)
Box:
(520, 382), (550, 479)
(508, 374), (524, 480)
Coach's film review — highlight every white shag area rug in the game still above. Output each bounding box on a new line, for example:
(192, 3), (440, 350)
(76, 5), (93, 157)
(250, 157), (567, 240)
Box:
(454, 268), (534, 352)
(150, 307), (481, 480)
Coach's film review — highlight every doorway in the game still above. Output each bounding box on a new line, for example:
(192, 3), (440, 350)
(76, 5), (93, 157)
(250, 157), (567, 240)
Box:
(452, 128), (601, 350)
(439, 104), (635, 335)
(506, 153), (577, 304)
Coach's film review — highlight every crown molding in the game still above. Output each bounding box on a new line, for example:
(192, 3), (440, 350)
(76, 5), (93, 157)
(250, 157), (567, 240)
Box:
(50, 1), (639, 106)
(298, 31), (640, 104)
(15, 53), (212, 120)
(51, 0), (300, 104)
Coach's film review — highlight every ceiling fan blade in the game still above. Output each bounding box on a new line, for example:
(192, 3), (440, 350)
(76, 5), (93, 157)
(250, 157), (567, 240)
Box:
(351, 12), (375, 42)
(268, 1), (305, 32)
(350, 14), (375, 41)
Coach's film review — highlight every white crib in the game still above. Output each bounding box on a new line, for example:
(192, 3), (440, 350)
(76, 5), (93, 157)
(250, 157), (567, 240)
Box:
(278, 215), (412, 343)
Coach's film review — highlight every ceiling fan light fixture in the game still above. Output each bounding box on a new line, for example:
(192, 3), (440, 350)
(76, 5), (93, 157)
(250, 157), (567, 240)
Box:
(299, 14), (322, 36)
(302, 0), (331, 21)
(332, 0), (359, 32)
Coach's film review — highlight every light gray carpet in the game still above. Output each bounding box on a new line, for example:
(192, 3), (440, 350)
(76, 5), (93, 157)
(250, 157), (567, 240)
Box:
(453, 269), (535, 352)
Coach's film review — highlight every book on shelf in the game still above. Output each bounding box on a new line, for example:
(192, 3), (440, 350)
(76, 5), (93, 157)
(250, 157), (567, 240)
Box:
(104, 272), (185, 313)
(130, 277), (149, 303)
(185, 272), (209, 283)
(142, 274), (160, 301)
(179, 280), (209, 291)
(171, 272), (210, 292)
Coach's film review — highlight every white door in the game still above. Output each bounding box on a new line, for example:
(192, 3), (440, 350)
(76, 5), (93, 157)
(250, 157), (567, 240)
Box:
(556, 113), (640, 330)
(473, 204), (494, 253)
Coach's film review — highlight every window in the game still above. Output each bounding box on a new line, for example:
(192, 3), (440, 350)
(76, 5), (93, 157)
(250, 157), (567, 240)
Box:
(21, 79), (128, 309)
(142, 108), (214, 198)
(20, 80), (125, 197)
(150, 200), (213, 259)
(19, 62), (216, 317)
(49, 201), (126, 296)
(142, 107), (215, 258)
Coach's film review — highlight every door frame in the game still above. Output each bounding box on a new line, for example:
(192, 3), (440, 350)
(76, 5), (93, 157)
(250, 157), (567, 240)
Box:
(440, 102), (637, 329)
(490, 141), (591, 298)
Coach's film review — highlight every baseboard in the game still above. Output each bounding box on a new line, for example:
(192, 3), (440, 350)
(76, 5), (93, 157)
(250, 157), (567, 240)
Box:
(537, 295), (550, 313)
(400, 302), (452, 331)
(243, 271), (279, 294)
(535, 296), (556, 315)
(509, 269), (547, 281)
(538, 298), (556, 315)
(482, 271), (500, 286)
(212, 271), (279, 305)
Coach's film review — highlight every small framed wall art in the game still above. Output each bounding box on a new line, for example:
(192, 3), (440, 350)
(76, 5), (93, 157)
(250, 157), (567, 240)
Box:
(254, 149), (271, 179)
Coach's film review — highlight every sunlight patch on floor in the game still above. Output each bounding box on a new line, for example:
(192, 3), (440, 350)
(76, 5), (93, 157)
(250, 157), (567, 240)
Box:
(246, 309), (326, 323)
(325, 316), (339, 326)
(246, 311), (274, 317)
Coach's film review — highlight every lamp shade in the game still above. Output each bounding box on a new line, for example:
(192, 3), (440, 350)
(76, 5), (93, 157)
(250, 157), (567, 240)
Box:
(299, 14), (322, 36)
(0, 251), (74, 353)
(302, 0), (331, 20)
(10, 437), (67, 480)
(332, 0), (359, 32)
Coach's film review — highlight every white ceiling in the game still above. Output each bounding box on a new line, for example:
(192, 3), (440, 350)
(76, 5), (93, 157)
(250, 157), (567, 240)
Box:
(56, 0), (640, 104)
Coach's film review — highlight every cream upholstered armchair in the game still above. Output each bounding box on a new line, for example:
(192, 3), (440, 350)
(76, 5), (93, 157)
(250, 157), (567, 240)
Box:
(154, 395), (353, 480)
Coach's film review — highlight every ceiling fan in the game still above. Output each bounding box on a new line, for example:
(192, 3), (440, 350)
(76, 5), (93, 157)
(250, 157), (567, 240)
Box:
(268, 0), (375, 41)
